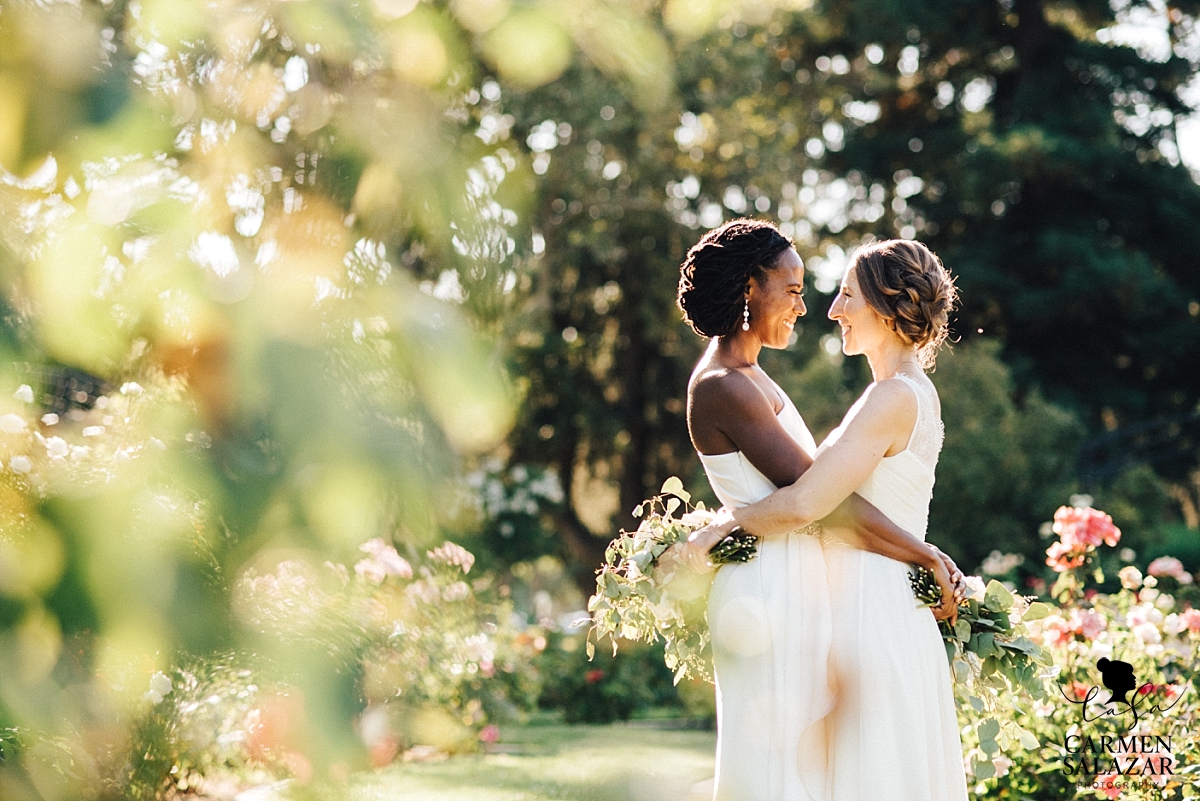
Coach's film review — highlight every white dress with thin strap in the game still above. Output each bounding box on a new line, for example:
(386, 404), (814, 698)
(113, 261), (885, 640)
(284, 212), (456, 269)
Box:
(698, 400), (834, 801)
(820, 372), (968, 801)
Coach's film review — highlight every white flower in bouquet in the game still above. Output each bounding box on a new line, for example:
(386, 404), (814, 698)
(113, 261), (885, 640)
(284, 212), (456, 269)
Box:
(679, 507), (716, 528)
(962, 575), (987, 603)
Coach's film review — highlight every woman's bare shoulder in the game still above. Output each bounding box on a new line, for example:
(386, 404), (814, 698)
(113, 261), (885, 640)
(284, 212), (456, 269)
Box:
(845, 377), (919, 435)
(689, 365), (769, 413)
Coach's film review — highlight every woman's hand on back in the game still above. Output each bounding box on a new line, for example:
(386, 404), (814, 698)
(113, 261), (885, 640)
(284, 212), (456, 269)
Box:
(928, 557), (960, 626)
(929, 545), (967, 606)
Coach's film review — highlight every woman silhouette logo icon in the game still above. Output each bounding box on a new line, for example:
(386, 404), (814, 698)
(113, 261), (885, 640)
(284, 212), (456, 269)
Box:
(1096, 657), (1137, 706)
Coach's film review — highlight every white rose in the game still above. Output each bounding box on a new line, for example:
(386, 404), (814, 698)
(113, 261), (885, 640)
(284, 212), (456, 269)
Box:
(1134, 622), (1162, 645)
(0, 414), (27, 434)
(1119, 565), (1143, 590)
(9, 455), (31, 474)
(1163, 614), (1186, 636)
(13, 385), (33, 403)
(963, 575), (987, 602)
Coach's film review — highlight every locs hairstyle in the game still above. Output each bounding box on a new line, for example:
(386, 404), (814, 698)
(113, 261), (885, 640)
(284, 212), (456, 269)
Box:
(677, 219), (793, 338)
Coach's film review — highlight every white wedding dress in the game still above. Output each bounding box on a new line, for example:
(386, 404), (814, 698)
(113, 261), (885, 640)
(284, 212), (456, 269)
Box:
(698, 374), (968, 801)
(699, 397), (834, 801)
(820, 372), (968, 801)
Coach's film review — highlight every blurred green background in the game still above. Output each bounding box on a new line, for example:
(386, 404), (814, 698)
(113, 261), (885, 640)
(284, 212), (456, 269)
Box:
(1, 0), (1199, 797)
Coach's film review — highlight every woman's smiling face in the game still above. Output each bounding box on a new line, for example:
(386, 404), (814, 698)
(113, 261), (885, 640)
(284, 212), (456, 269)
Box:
(746, 248), (806, 349)
(827, 264), (892, 356)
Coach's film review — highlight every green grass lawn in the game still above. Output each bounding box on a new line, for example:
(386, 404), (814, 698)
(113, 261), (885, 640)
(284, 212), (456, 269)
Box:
(343, 722), (716, 801)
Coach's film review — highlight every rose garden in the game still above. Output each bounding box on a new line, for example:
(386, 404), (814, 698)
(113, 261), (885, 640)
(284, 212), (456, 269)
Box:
(2, 0), (1200, 798)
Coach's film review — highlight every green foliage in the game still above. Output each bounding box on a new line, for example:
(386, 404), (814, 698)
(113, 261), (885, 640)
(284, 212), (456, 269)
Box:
(929, 340), (1086, 569)
(535, 633), (678, 725)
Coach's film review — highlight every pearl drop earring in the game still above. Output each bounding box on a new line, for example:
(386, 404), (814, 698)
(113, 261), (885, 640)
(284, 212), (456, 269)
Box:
(742, 301), (750, 331)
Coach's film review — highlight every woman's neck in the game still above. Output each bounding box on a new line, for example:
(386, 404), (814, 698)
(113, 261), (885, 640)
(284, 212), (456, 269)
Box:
(866, 341), (920, 382)
(715, 329), (761, 368)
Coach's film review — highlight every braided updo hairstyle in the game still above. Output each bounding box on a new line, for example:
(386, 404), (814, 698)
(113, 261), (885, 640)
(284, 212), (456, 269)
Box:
(851, 239), (958, 368)
(677, 219), (793, 338)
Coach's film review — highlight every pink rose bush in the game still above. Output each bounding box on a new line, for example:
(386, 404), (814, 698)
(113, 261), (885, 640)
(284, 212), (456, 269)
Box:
(233, 540), (537, 763)
(966, 504), (1200, 800)
(1045, 506), (1121, 573)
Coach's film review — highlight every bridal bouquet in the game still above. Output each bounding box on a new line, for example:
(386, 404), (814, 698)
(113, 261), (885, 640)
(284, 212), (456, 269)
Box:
(911, 568), (1052, 695)
(587, 477), (757, 684)
(911, 566), (1053, 769)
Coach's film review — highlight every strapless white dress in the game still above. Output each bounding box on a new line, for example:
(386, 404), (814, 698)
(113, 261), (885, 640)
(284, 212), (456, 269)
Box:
(820, 372), (968, 801)
(698, 399), (834, 801)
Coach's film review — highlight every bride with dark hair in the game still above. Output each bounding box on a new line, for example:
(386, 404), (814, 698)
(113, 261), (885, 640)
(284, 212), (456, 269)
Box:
(676, 220), (963, 801)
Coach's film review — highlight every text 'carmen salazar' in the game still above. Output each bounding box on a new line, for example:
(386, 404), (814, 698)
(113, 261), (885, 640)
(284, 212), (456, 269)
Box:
(1061, 734), (1174, 776)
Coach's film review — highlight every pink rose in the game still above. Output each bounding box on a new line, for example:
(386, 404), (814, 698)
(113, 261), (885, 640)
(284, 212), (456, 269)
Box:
(1052, 506), (1120, 549)
(1180, 608), (1200, 633)
(428, 541), (476, 573)
(1041, 615), (1072, 647)
(1046, 541), (1086, 572)
(1069, 608), (1105, 640)
(1147, 556), (1186, 580)
(355, 538), (413, 583)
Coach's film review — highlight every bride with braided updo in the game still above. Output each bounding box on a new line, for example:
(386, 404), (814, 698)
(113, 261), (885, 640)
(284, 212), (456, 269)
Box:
(677, 223), (964, 801)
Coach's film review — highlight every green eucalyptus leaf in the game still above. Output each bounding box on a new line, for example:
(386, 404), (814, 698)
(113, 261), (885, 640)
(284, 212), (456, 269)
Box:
(1023, 601), (1051, 621)
(1017, 728), (1039, 750)
(984, 580), (1014, 612)
(973, 755), (996, 779)
(978, 718), (1000, 741)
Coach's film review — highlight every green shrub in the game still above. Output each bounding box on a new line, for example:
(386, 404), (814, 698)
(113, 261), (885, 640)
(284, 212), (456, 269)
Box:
(536, 633), (680, 724)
